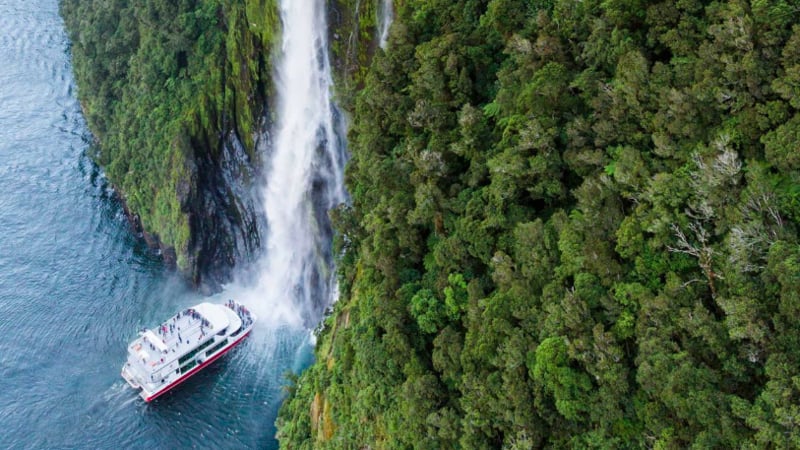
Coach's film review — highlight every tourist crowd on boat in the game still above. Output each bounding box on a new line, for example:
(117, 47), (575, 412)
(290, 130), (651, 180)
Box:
(138, 307), (213, 358)
(226, 299), (253, 327)
(131, 302), (253, 376)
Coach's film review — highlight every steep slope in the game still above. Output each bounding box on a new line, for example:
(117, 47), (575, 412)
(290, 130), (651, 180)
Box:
(60, 0), (279, 289)
(278, 0), (800, 448)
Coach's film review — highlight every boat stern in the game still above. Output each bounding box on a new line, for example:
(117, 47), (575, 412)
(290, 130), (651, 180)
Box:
(121, 363), (141, 389)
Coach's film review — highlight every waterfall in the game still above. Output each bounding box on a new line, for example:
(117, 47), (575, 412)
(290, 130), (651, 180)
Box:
(234, 0), (347, 330)
(377, 0), (394, 49)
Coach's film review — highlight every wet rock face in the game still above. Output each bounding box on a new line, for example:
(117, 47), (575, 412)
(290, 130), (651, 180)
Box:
(186, 129), (267, 294)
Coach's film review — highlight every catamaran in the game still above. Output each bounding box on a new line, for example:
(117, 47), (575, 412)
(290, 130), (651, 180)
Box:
(121, 300), (256, 402)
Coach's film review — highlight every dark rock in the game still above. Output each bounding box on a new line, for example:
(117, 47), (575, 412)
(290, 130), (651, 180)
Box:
(184, 125), (268, 292)
(112, 121), (269, 293)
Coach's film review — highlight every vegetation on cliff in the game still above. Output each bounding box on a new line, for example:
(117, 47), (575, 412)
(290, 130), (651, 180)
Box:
(327, 0), (386, 108)
(278, 0), (800, 448)
(60, 0), (278, 276)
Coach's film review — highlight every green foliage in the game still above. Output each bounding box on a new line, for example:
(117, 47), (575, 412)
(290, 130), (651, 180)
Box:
(61, 0), (279, 269)
(274, 0), (800, 448)
(531, 336), (592, 421)
(410, 288), (446, 334)
(443, 273), (468, 321)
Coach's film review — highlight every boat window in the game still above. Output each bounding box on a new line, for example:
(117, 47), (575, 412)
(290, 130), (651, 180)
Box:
(216, 327), (227, 336)
(180, 359), (198, 374)
(205, 339), (229, 357)
(178, 339), (214, 365)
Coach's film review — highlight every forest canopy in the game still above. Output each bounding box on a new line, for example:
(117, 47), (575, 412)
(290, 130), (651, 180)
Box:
(278, 0), (800, 448)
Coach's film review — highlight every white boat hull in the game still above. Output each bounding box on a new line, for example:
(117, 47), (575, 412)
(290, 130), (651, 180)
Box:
(121, 301), (256, 402)
(129, 329), (252, 402)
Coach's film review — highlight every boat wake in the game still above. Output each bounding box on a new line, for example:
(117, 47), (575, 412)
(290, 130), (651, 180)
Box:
(101, 382), (140, 409)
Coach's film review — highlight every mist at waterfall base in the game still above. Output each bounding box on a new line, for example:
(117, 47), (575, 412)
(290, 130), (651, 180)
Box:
(0, 0), (344, 448)
(227, 0), (347, 332)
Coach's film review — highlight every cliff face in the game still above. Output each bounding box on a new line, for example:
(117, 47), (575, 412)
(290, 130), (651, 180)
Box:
(327, 0), (384, 107)
(184, 130), (266, 291)
(61, 0), (279, 290)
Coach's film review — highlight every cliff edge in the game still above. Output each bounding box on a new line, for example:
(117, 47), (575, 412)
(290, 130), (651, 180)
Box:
(60, 0), (280, 290)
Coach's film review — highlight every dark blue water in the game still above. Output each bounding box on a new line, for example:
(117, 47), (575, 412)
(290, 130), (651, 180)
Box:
(0, 1), (313, 448)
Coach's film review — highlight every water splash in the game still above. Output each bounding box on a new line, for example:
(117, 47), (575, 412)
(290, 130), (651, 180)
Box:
(378, 0), (394, 49)
(232, 0), (347, 333)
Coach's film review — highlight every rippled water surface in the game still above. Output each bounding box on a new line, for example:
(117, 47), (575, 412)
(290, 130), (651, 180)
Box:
(0, 1), (312, 448)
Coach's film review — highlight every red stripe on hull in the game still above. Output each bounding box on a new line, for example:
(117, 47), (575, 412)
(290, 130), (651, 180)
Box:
(144, 330), (252, 402)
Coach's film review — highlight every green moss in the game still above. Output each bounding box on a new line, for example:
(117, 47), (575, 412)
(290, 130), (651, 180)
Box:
(328, 0), (381, 108)
(61, 0), (280, 274)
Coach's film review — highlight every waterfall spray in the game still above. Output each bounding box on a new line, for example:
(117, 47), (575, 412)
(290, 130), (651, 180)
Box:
(378, 0), (394, 49)
(231, 0), (347, 331)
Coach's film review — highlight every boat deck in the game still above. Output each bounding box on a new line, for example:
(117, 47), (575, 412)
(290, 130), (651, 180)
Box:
(123, 302), (253, 397)
(125, 306), (230, 389)
(136, 310), (208, 363)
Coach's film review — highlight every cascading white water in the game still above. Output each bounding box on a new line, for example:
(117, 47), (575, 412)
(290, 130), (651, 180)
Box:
(378, 0), (394, 49)
(230, 0), (347, 331)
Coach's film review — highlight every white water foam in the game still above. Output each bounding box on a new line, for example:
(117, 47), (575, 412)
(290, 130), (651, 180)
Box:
(227, 0), (347, 337)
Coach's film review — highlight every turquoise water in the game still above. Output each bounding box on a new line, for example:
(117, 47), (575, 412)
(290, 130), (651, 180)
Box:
(0, 1), (312, 448)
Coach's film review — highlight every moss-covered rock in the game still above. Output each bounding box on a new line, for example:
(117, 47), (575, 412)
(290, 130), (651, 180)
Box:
(61, 0), (280, 289)
(327, 0), (383, 108)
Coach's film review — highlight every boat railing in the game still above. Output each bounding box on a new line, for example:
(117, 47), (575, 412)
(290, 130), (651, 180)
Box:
(138, 320), (208, 379)
(226, 300), (253, 327)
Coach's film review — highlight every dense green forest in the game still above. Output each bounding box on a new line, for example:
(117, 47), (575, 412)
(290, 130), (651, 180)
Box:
(278, 0), (800, 448)
(60, 0), (278, 275)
